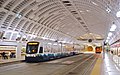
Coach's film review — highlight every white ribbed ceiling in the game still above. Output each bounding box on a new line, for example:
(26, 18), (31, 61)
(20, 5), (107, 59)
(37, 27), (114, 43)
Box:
(0, 0), (119, 43)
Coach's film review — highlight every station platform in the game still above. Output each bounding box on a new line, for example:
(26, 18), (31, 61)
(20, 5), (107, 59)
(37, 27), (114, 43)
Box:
(0, 56), (25, 65)
(0, 52), (120, 75)
(91, 52), (120, 75)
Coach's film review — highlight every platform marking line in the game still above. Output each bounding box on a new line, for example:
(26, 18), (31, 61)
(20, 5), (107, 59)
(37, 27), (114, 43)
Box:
(45, 60), (60, 63)
(62, 61), (74, 64)
(90, 55), (102, 75)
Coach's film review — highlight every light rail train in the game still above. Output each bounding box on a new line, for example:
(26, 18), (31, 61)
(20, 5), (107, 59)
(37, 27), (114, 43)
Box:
(25, 41), (80, 62)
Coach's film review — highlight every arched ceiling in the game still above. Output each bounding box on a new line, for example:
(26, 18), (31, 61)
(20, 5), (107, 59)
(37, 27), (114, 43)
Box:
(0, 0), (120, 44)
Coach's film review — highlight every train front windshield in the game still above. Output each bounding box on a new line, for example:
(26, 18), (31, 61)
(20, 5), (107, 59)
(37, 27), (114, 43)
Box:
(26, 42), (39, 54)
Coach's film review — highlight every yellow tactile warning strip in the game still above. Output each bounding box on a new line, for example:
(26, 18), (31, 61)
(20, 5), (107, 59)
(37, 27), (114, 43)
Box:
(90, 54), (102, 75)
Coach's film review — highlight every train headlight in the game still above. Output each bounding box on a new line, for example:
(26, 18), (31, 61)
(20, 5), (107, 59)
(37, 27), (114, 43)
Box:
(26, 54), (36, 57)
(26, 54), (31, 57)
(32, 54), (36, 57)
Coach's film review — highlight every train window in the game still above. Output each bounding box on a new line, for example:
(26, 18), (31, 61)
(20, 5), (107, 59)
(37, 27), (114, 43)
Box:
(39, 47), (43, 53)
(26, 43), (39, 54)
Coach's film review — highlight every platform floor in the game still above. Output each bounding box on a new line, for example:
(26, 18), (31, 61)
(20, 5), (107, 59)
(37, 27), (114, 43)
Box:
(0, 52), (120, 75)
(90, 52), (120, 75)
(101, 52), (120, 75)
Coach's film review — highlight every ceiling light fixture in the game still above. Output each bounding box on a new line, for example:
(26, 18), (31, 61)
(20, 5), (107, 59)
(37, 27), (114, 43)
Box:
(16, 13), (22, 18)
(110, 24), (117, 31)
(108, 32), (112, 37)
(106, 40), (108, 42)
(41, 37), (48, 40)
(17, 34), (21, 37)
(23, 35), (26, 38)
(48, 43), (52, 45)
(106, 7), (111, 13)
(50, 39), (56, 41)
(107, 37), (110, 40)
(116, 11), (120, 17)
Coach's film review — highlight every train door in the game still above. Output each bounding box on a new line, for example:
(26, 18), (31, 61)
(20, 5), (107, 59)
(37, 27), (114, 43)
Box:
(39, 47), (43, 53)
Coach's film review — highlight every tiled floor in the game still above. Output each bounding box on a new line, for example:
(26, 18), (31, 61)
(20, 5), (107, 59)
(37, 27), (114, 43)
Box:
(101, 52), (120, 75)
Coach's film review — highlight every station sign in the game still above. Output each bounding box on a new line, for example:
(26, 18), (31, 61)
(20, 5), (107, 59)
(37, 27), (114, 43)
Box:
(28, 42), (39, 45)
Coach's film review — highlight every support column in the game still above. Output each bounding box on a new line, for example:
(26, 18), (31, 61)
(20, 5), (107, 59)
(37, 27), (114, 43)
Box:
(16, 42), (22, 59)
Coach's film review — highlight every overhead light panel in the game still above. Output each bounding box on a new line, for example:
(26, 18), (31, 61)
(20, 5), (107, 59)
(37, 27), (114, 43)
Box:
(16, 13), (22, 18)
(107, 37), (110, 40)
(23, 35), (26, 38)
(106, 7), (111, 13)
(17, 34), (21, 37)
(110, 24), (117, 31)
(106, 40), (108, 42)
(48, 43), (52, 45)
(116, 11), (120, 17)
(108, 32), (112, 37)
(41, 37), (48, 40)
(50, 39), (56, 41)
(53, 43), (57, 46)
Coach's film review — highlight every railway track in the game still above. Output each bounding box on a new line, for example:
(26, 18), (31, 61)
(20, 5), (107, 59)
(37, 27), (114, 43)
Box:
(50, 54), (98, 75)
(0, 54), (98, 75)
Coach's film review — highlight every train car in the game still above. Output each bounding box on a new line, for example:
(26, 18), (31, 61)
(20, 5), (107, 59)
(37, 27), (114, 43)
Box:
(25, 41), (80, 62)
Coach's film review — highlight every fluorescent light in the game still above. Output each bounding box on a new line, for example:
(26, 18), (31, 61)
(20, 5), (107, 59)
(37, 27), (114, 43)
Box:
(50, 39), (56, 41)
(106, 7), (111, 13)
(41, 37), (48, 40)
(110, 24), (117, 31)
(116, 11), (120, 17)
(108, 32), (112, 37)
(16, 13), (22, 18)
(58, 41), (66, 43)
(23, 35), (26, 38)
(17, 34), (21, 37)
(107, 37), (110, 40)
(48, 43), (52, 45)
(62, 45), (65, 46)
(62, 41), (66, 43)
(106, 40), (108, 42)
(53, 43), (57, 46)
